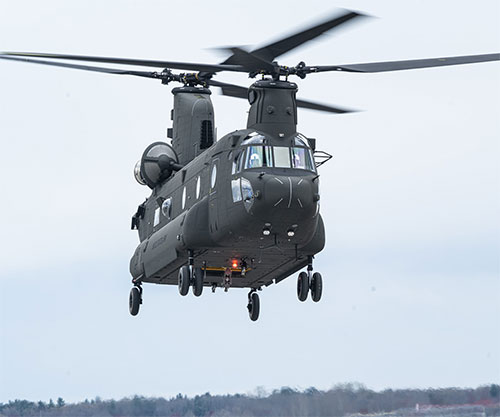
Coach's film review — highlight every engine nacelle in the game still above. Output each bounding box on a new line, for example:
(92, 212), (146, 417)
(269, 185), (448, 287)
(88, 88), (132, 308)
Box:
(134, 142), (181, 188)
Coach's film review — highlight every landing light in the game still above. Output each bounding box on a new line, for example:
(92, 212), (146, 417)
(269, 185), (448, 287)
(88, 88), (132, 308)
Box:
(262, 228), (271, 236)
(287, 230), (295, 237)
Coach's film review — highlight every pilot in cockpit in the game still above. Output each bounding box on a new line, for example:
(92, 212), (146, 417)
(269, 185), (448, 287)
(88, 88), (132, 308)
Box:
(249, 152), (261, 168)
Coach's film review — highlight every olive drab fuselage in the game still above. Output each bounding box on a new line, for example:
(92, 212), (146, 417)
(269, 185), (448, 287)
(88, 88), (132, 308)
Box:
(130, 80), (325, 289)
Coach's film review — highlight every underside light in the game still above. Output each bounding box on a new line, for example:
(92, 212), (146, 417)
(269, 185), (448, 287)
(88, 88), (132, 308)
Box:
(232, 259), (239, 269)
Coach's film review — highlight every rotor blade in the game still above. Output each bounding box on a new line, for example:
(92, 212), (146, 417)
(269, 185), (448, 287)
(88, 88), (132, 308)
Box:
(1, 52), (246, 73)
(247, 10), (366, 63)
(306, 53), (500, 73)
(222, 47), (275, 73)
(296, 98), (356, 114)
(210, 79), (355, 114)
(0, 54), (161, 79)
(209, 80), (249, 99)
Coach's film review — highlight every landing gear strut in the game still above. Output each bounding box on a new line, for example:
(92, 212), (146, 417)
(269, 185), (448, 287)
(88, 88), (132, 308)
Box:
(247, 290), (260, 321)
(297, 256), (323, 303)
(129, 285), (142, 316)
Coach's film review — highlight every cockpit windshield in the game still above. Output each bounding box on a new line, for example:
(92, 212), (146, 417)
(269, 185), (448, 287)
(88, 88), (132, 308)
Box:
(235, 145), (315, 173)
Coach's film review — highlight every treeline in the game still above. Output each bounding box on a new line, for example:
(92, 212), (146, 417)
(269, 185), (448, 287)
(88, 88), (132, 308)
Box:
(1, 383), (499, 417)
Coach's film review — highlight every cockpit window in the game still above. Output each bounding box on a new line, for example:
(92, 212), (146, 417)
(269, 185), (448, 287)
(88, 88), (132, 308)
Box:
(294, 134), (308, 147)
(291, 147), (315, 171)
(242, 133), (266, 145)
(245, 146), (263, 168)
(274, 147), (291, 168)
(236, 144), (315, 173)
(244, 146), (273, 169)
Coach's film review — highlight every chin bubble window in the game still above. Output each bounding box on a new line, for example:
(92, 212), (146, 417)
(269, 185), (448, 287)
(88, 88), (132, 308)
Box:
(232, 178), (242, 202)
(241, 178), (254, 202)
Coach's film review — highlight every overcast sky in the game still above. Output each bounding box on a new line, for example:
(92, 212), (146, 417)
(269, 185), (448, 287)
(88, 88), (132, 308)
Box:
(0, 0), (499, 404)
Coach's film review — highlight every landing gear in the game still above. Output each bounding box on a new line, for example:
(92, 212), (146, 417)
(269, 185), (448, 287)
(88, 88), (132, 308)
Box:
(311, 272), (323, 302)
(129, 286), (142, 316)
(297, 256), (323, 303)
(247, 290), (260, 321)
(179, 250), (205, 297)
(297, 271), (309, 301)
(192, 267), (204, 297)
(178, 265), (190, 296)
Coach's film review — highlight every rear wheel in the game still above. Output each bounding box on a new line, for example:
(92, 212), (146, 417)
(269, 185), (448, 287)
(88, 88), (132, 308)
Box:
(297, 271), (309, 302)
(178, 265), (190, 296)
(129, 287), (141, 316)
(248, 292), (260, 321)
(192, 267), (204, 297)
(310, 272), (323, 302)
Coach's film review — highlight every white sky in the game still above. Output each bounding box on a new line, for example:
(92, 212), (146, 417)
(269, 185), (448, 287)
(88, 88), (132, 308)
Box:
(0, 0), (499, 404)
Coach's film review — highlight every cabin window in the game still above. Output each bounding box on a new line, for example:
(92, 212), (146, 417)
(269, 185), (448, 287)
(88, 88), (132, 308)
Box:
(196, 176), (201, 199)
(181, 187), (187, 210)
(161, 198), (172, 219)
(211, 164), (217, 189)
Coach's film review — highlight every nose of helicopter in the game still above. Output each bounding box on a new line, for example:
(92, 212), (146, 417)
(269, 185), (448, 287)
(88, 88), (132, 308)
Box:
(249, 173), (318, 221)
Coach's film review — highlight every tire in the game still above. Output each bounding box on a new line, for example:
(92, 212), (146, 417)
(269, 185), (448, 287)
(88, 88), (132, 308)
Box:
(129, 287), (141, 316)
(192, 267), (204, 297)
(297, 271), (309, 302)
(311, 272), (323, 302)
(248, 292), (260, 321)
(178, 265), (190, 296)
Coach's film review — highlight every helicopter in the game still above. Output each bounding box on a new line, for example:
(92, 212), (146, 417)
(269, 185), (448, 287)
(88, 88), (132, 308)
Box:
(1, 10), (498, 322)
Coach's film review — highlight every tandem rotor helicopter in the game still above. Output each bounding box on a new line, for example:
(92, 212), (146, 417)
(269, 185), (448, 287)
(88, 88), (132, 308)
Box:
(1, 10), (498, 321)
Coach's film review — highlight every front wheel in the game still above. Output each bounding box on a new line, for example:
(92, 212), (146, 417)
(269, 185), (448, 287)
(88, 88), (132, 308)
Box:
(129, 287), (141, 316)
(310, 272), (323, 302)
(297, 271), (309, 302)
(178, 265), (190, 296)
